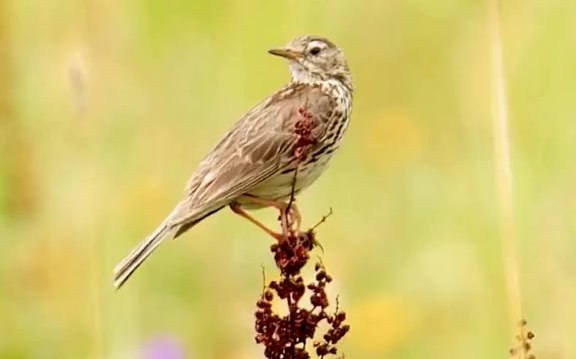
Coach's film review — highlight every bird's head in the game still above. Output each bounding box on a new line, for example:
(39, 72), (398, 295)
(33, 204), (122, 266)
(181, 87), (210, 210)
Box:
(268, 35), (352, 90)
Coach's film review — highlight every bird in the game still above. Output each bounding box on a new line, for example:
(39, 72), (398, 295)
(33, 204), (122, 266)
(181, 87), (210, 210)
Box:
(113, 35), (354, 289)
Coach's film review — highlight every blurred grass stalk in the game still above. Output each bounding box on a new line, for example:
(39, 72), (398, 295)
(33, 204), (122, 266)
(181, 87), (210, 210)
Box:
(0, 0), (34, 218)
(488, 0), (525, 343)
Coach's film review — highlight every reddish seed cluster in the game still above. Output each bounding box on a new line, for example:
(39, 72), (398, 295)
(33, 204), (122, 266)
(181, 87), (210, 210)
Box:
(272, 230), (315, 276)
(294, 107), (318, 161)
(254, 229), (350, 359)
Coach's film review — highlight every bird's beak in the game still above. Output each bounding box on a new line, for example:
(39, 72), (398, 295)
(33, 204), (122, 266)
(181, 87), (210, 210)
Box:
(268, 48), (302, 60)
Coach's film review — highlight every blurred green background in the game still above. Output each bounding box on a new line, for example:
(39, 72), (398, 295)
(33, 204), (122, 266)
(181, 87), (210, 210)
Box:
(1, 0), (575, 358)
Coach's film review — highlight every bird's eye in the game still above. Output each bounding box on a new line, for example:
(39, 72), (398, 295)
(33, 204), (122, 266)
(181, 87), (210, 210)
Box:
(309, 47), (321, 56)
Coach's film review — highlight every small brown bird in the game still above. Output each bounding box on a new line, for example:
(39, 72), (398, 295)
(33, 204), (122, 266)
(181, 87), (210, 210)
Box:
(113, 35), (354, 288)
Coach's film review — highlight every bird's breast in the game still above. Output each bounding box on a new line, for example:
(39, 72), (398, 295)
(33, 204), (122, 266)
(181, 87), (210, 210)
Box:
(239, 152), (334, 208)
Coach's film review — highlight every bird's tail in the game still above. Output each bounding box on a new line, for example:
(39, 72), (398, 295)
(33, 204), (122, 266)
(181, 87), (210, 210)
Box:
(113, 221), (174, 289)
(112, 204), (225, 289)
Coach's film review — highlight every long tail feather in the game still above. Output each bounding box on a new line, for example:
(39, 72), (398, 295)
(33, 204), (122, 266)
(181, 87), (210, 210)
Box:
(113, 205), (225, 289)
(113, 222), (173, 289)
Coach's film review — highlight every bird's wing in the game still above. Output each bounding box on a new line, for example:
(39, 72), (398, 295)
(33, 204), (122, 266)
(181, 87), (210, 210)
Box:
(169, 83), (336, 227)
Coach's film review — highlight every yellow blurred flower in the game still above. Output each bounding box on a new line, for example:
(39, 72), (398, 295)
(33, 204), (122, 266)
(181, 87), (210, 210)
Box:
(362, 110), (423, 168)
(349, 295), (412, 354)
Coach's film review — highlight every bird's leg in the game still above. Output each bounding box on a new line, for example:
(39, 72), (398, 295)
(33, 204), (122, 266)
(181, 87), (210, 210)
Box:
(236, 195), (301, 234)
(229, 203), (284, 241)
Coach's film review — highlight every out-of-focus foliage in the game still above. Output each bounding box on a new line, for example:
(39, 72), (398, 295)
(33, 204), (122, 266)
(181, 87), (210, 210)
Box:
(0, 0), (574, 358)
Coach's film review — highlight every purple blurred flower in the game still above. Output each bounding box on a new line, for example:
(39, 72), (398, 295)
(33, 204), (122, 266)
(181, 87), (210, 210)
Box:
(142, 334), (185, 359)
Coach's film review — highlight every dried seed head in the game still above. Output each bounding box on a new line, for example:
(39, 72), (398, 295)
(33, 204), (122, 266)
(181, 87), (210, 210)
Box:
(254, 201), (349, 358)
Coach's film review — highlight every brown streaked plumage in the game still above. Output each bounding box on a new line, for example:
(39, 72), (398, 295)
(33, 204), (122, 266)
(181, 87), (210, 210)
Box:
(113, 35), (354, 288)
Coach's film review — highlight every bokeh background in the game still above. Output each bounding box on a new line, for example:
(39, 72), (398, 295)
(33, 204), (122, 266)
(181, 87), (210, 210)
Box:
(1, 0), (575, 358)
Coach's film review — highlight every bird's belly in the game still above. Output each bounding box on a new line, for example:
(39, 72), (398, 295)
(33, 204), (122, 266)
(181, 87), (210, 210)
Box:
(238, 158), (330, 210)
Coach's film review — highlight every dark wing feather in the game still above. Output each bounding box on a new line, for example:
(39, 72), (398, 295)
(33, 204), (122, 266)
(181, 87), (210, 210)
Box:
(169, 83), (336, 227)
